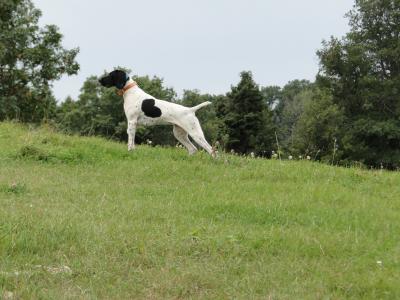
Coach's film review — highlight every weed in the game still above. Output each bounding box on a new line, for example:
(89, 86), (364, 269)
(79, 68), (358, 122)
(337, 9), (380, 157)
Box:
(0, 182), (27, 195)
(17, 145), (51, 162)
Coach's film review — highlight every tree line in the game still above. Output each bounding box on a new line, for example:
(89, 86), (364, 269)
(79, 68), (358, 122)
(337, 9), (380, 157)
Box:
(1, 0), (399, 169)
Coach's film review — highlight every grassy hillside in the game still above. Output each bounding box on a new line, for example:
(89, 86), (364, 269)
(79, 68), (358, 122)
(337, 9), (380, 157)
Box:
(0, 122), (399, 299)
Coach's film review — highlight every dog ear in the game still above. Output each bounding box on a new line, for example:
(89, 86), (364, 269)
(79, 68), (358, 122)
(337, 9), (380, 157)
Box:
(111, 70), (128, 89)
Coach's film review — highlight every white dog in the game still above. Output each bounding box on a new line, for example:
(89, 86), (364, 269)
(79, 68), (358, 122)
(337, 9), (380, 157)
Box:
(99, 70), (214, 156)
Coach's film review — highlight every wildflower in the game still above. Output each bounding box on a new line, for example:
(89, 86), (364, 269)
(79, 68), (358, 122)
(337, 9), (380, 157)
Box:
(146, 139), (153, 145)
(299, 155), (303, 159)
(377, 260), (383, 266)
(230, 149), (235, 154)
(288, 155), (293, 160)
(307, 155), (311, 160)
(250, 152), (255, 158)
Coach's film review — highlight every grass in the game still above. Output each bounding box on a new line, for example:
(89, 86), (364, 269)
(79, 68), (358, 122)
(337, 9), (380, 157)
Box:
(0, 121), (399, 299)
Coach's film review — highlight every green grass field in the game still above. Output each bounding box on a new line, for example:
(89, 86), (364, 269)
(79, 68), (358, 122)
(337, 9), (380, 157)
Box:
(0, 122), (399, 299)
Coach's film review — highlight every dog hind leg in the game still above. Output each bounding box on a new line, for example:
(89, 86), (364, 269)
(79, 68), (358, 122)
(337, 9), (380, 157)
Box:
(180, 117), (214, 157)
(173, 125), (197, 155)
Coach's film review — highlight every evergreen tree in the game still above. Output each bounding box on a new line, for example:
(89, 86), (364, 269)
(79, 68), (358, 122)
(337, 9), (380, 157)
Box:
(224, 71), (275, 154)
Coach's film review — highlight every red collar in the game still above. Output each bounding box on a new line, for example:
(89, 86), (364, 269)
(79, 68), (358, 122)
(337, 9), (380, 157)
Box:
(117, 82), (137, 96)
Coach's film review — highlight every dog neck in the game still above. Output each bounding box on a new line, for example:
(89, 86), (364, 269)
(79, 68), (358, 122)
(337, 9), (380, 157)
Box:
(118, 79), (138, 96)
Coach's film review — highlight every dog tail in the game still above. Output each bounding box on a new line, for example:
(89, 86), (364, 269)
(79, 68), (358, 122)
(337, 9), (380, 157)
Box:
(190, 101), (212, 112)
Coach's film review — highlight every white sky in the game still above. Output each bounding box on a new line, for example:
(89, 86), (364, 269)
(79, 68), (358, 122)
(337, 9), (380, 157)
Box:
(32, 0), (353, 101)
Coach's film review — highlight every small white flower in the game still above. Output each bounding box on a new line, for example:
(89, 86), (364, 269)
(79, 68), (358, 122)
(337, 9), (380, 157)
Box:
(377, 260), (383, 266)
(29, 204), (33, 208)
(230, 149), (235, 154)
(288, 155), (293, 160)
(250, 152), (255, 158)
(299, 155), (303, 159)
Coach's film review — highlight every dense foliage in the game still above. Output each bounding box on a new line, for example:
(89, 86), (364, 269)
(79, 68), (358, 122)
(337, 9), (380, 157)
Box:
(222, 71), (275, 155)
(0, 0), (79, 122)
(1, 0), (399, 169)
(316, 0), (400, 168)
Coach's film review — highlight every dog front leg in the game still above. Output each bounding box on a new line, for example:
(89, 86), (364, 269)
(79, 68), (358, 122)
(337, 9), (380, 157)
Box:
(127, 119), (137, 151)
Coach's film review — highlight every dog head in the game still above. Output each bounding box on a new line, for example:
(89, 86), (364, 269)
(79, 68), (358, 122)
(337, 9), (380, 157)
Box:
(98, 70), (129, 89)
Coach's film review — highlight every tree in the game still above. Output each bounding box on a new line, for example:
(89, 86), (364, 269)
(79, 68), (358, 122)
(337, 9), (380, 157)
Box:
(0, 0), (79, 123)
(279, 89), (311, 152)
(273, 80), (312, 118)
(261, 85), (281, 109)
(261, 80), (313, 154)
(224, 71), (275, 154)
(275, 80), (313, 151)
(317, 0), (400, 168)
(291, 88), (345, 161)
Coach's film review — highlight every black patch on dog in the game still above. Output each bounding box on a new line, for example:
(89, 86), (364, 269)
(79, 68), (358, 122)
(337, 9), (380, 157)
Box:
(142, 99), (162, 118)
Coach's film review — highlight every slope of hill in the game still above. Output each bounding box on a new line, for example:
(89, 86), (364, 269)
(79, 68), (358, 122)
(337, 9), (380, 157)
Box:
(0, 122), (399, 299)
